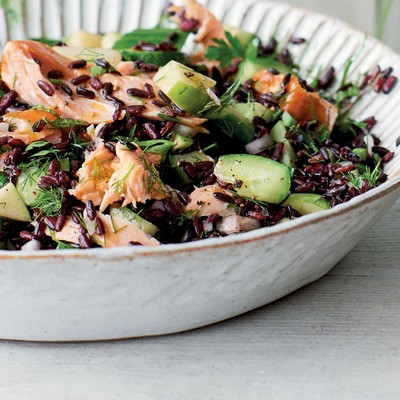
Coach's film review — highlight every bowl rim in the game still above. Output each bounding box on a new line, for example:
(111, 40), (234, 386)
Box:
(0, 0), (399, 261)
(1, 175), (398, 261)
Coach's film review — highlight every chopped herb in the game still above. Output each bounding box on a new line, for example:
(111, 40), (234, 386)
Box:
(44, 117), (89, 128)
(205, 31), (245, 67)
(31, 187), (65, 217)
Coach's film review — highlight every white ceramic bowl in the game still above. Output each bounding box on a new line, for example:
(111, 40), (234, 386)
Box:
(0, 0), (399, 341)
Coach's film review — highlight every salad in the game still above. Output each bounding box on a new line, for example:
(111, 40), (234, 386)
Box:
(0, 0), (397, 250)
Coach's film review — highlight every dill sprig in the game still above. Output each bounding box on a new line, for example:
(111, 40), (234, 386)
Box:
(112, 163), (136, 194)
(198, 77), (242, 116)
(31, 187), (65, 217)
(346, 162), (382, 189)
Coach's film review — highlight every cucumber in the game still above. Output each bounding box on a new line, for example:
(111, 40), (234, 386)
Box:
(204, 105), (255, 144)
(233, 102), (274, 122)
(153, 60), (216, 114)
(214, 154), (291, 204)
(120, 50), (186, 66)
(109, 207), (159, 236)
(16, 167), (45, 206)
(171, 131), (194, 152)
(135, 139), (175, 162)
(283, 194), (331, 215)
(238, 56), (292, 83)
(282, 111), (297, 128)
(170, 150), (214, 184)
(0, 183), (31, 222)
(270, 120), (297, 168)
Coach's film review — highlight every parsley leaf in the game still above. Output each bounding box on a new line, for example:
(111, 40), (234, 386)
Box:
(44, 117), (89, 128)
(205, 31), (245, 67)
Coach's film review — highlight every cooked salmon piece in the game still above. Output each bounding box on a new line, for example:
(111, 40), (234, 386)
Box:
(1, 108), (62, 144)
(253, 70), (338, 133)
(169, 0), (226, 62)
(92, 212), (160, 247)
(185, 184), (237, 218)
(49, 212), (160, 247)
(0, 40), (116, 124)
(70, 143), (116, 206)
(99, 142), (170, 212)
(183, 0), (226, 49)
(0, 40), (207, 127)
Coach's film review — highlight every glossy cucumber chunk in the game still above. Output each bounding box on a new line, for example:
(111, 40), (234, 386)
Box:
(170, 150), (213, 184)
(16, 167), (45, 206)
(270, 120), (297, 168)
(234, 102), (274, 122)
(283, 193), (331, 215)
(0, 183), (31, 222)
(109, 207), (159, 236)
(238, 57), (292, 83)
(214, 154), (291, 204)
(153, 61), (216, 114)
(204, 105), (255, 144)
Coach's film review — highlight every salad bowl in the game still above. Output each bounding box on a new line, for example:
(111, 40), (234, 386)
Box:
(0, 0), (399, 341)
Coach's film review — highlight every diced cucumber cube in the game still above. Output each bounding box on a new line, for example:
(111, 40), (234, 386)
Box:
(153, 61), (216, 114)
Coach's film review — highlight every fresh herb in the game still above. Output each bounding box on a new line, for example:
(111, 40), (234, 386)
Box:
(0, 172), (8, 189)
(44, 117), (89, 128)
(90, 63), (116, 77)
(205, 31), (245, 67)
(127, 94), (145, 105)
(199, 77), (242, 116)
(347, 162), (381, 188)
(31, 187), (65, 217)
(135, 139), (175, 161)
(92, 157), (114, 181)
(32, 105), (59, 115)
(49, 78), (64, 86)
(112, 163), (136, 194)
(157, 113), (180, 123)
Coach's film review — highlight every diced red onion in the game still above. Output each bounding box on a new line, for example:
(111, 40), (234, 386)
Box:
(245, 134), (273, 154)
(217, 216), (261, 235)
(21, 239), (42, 251)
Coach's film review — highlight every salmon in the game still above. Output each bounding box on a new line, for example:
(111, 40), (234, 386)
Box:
(0, 40), (207, 127)
(70, 143), (115, 206)
(253, 70), (338, 133)
(99, 142), (170, 212)
(185, 184), (237, 218)
(1, 108), (62, 145)
(71, 142), (170, 211)
(170, 0), (226, 62)
(183, 0), (226, 49)
(49, 212), (160, 247)
(92, 212), (160, 247)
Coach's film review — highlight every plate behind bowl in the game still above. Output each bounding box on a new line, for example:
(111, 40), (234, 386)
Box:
(0, 0), (399, 341)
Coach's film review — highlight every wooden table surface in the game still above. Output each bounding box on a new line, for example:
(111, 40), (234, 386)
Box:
(0, 200), (399, 400)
